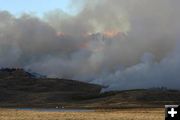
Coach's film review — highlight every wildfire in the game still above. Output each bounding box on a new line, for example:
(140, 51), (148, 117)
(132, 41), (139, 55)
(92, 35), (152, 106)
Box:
(56, 32), (65, 37)
(103, 30), (120, 37)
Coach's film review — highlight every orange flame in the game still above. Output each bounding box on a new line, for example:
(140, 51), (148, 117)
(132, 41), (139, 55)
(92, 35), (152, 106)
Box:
(56, 32), (65, 37)
(103, 31), (120, 37)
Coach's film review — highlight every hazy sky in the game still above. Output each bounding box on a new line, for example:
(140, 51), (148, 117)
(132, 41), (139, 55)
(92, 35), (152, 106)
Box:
(0, 0), (72, 16)
(0, 0), (180, 90)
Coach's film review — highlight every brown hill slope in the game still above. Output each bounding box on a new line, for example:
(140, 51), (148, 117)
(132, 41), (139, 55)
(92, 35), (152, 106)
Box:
(79, 89), (180, 108)
(0, 68), (179, 108)
(0, 68), (102, 107)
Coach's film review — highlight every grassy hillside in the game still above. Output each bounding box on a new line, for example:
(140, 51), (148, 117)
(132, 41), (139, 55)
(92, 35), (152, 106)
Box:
(0, 68), (179, 108)
(80, 89), (180, 108)
(0, 68), (102, 107)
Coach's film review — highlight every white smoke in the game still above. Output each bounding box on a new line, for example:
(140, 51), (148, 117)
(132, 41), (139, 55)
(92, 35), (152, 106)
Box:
(0, 0), (180, 90)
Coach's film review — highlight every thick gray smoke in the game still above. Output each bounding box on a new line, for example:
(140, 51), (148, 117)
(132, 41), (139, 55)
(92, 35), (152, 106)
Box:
(0, 0), (180, 90)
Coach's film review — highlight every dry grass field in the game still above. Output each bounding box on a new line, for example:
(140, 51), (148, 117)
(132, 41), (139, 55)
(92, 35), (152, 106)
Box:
(0, 108), (164, 120)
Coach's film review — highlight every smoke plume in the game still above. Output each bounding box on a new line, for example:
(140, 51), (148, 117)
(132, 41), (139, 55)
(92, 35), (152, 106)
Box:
(0, 0), (180, 90)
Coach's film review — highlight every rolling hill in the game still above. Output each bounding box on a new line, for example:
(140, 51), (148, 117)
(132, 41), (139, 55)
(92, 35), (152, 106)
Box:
(0, 68), (179, 108)
(0, 68), (102, 107)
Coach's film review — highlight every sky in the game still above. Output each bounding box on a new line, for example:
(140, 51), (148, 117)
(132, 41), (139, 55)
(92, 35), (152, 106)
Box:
(0, 0), (72, 16)
(0, 0), (180, 91)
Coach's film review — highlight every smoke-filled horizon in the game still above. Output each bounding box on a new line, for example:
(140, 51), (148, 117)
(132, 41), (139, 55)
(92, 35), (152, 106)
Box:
(0, 0), (180, 91)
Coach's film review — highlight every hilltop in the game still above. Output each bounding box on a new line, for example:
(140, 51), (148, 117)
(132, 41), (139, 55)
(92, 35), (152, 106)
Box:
(0, 68), (102, 107)
(0, 68), (179, 108)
